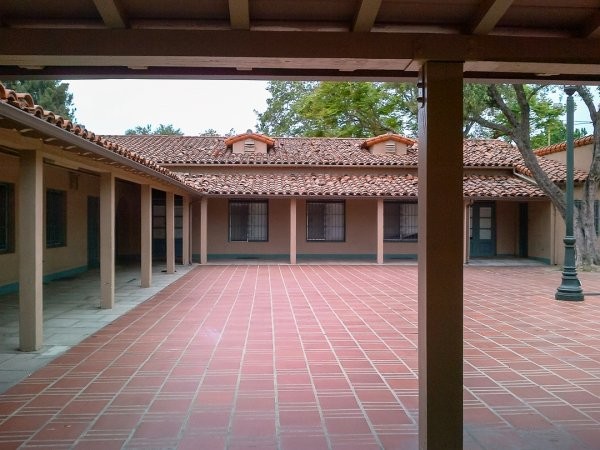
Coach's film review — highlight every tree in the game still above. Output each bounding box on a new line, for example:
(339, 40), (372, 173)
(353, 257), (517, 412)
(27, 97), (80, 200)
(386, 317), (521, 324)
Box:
(1, 80), (76, 120)
(125, 123), (183, 135)
(255, 81), (417, 137)
(465, 84), (600, 267)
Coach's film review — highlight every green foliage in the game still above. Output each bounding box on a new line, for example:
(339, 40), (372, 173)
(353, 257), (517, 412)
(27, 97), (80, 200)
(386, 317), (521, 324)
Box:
(125, 123), (183, 135)
(1, 80), (76, 120)
(255, 81), (417, 137)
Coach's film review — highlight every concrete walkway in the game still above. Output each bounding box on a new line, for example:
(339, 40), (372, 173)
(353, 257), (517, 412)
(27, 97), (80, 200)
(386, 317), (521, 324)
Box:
(0, 264), (195, 393)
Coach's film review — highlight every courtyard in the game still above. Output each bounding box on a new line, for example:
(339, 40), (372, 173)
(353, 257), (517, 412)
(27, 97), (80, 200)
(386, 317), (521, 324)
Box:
(0, 264), (599, 449)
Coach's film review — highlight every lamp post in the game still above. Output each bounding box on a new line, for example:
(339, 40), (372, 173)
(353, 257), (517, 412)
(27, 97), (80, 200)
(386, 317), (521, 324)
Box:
(555, 86), (584, 301)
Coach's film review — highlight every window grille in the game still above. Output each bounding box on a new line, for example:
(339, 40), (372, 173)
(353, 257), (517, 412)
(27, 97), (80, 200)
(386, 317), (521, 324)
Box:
(229, 200), (268, 241)
(0, 183), (13, 252)
(385, 141), (396, 153)
(46, 189), (67, 248)
(384, 201), (418, 241)
(244, 139), (255, 152)
(306, 201), (345, 241)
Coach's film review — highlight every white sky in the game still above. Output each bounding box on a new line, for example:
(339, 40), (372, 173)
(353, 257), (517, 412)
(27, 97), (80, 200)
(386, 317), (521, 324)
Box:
(67, 79), (594, 138)
(68, 79), (269, 136)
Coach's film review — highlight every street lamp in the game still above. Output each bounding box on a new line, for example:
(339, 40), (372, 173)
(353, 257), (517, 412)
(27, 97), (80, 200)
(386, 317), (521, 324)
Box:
(555, 86), (584, 301)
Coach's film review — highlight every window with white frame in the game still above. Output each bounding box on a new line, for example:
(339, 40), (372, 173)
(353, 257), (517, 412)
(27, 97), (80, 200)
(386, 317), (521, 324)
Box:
(384, 201), (418, 241)
(229, 200), (268, 242)
(306, 201), (345, 241)
(0, 183), (14, 253)
(46, 189), (67, 248)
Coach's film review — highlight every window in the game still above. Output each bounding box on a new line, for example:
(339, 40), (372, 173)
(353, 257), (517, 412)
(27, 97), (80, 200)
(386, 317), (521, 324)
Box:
(306, 201), (345, 241)
(46, 189), (67, 248)
(0, 183), (14, 253)
(229, 200), (268, 241)
(384, 201), (418, 241)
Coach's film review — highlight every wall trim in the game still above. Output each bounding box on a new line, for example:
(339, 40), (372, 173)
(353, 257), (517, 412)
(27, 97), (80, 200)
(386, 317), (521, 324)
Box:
(0, 265), (89, 294)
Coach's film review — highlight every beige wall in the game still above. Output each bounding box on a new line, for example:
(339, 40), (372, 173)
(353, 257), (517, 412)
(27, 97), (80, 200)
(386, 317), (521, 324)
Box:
(1, 158), (101, 289)
(496, 201), (518, 256)
(542, 144), (593, 172)
(206, 197), (290, 257)
(193, 197), (419, 260)
(42, 165), (100, 276)
(528, 202), (552, 263)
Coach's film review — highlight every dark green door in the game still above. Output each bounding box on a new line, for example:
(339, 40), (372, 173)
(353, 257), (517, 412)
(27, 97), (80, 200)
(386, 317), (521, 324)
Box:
(87, 196), (100, 268)
(470, 202), (496, 257)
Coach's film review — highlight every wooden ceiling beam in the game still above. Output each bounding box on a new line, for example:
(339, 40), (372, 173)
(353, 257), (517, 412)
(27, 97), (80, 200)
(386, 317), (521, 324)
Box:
(92, 0), (128, 29)
(228, 0), (250, 30)
(581, 10), (600, 38)
(352, 0), (382, 32)
(468, 0), (513, 35)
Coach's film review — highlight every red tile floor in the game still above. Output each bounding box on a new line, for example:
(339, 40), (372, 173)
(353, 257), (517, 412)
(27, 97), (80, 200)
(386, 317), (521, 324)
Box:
(1, 265), (600, 449)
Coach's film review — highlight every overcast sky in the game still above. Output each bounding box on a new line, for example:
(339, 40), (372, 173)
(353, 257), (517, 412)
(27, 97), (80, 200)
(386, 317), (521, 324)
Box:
(68, 79), (594, 138)
(68, 79), (269, 136)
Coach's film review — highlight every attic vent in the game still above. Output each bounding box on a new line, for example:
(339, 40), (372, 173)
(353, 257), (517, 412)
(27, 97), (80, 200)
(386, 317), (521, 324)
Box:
(385, 141), (396, 153)
(244, 139), (255, 152)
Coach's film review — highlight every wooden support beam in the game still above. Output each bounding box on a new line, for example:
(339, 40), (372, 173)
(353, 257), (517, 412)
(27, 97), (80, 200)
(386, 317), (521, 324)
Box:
(182, 196), (190, 265)
(18, 151), (43, 352)
(228, 0), (250, 30)
(581, 10), (600, 38)
(377, 199), (384, 264)
(140, 184), (152, 288)
(200, 197), (208, 264)
(166, 191), (175, 274)
(92, 0), (128, 28)
(352, 0), (382, 32)
(290, 199), (297, 265)
(418, 61), (464, 450)
(468, 0), (514, 35)
(100, 172), (115, 309)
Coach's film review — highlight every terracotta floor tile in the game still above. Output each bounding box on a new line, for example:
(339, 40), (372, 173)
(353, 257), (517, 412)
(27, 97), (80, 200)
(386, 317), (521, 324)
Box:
(1, 265), (600, 449)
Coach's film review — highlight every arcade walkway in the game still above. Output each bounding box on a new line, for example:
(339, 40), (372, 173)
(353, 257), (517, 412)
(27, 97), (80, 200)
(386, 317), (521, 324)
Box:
(0, 265), (599, 449)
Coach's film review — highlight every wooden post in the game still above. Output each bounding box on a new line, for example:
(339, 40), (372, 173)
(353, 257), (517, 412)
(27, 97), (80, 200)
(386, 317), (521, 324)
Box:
(100, 172), (115, 309)
(166, 191), (175, 274)
(140, 184), (152, 287)
(200, 196), (208, 264)
(417, 61), (464, 450)
(18, 151), (44, 351)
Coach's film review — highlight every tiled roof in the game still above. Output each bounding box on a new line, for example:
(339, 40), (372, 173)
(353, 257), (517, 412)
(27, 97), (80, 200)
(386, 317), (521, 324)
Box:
(463, 175), (546, 198)
(534, 135), (594, 156)
(0, 83), (185, 184)
(105, 135), (418, 166)
(183, 172), (544, 199)
(107, 134), (584, 184)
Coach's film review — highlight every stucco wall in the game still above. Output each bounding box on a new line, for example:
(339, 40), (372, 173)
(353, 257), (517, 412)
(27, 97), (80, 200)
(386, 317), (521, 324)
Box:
(496, 201), (518, 256)
(43, 165), (100, 277)
(0, 158), (101, 290)
(528, 202), (552, 263)
(194, 197), (419, 260)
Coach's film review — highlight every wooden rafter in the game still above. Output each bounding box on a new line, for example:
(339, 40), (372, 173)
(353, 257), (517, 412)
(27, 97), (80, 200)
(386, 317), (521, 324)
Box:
(468, 0), (513, 35)
(92, 0), (128, 29)
(228, 0), (250, 30)
(353, 0), (382, 32)
(581, 10), (600, 38)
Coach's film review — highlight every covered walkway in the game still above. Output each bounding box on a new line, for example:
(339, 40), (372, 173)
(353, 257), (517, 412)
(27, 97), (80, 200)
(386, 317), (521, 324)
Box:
(0, 265), (599, 449)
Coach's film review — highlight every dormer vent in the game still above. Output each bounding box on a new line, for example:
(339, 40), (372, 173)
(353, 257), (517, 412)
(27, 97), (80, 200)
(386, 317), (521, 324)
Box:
(244, 139), (256, 152)
(224, 131), (275, 155)
(361, 133), (415, 156)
